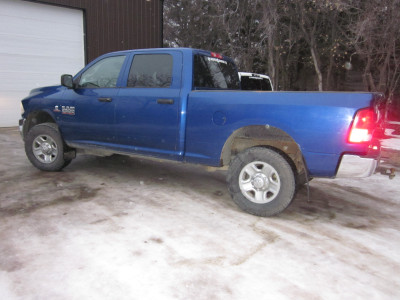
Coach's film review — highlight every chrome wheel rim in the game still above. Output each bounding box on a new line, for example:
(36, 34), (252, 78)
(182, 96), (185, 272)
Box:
(32, 134), (58, 164)
(239, 161), (281, 204)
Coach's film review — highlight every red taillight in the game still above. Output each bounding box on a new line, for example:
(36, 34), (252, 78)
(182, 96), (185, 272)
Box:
(211, 52), (223, 59)
(348, 108), (376, 143)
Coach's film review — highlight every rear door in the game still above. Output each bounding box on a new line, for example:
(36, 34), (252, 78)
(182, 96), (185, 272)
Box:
(114, 51), (183, 157)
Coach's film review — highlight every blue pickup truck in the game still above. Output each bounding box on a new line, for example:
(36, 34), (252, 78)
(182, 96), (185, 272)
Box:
(19, 48), (384, 216)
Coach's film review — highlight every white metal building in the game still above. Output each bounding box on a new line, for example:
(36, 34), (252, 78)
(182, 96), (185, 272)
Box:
(0, 0), (85, 127)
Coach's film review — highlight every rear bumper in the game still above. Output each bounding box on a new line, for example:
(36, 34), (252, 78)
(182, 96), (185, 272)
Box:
(336, 155), (378, 178)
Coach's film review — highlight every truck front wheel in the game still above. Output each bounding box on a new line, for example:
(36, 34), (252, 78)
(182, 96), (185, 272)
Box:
(25, 123), (71, 171)
(227, 147), (296, 217)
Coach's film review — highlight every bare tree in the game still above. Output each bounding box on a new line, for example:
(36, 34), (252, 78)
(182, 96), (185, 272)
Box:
(163, 0), (400, 94)
(347, 0), (400, 96)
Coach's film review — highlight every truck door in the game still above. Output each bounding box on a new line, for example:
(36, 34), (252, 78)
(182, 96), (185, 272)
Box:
(60, 55), (127, 144)
(114, 52), (183, 158)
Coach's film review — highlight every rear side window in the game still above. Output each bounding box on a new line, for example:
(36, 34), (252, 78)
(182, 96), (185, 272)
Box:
(127, 54), (173, 88)
(79, 55), (125, 88)
(193, 54), (240, 90)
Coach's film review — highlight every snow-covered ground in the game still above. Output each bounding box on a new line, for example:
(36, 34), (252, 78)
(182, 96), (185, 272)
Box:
(1, 127), (399, 300)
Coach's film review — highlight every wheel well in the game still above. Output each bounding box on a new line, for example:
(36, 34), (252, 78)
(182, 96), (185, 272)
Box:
(23, 111), (56, 138)
(221, 125), (306, 177)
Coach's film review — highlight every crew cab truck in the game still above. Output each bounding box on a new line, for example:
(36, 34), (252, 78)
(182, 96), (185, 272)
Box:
(19, 48), (384, 217)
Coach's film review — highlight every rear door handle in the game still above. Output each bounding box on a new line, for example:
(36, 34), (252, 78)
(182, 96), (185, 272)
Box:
(98, 97), (112, 102)
(157, 98), (174, 105)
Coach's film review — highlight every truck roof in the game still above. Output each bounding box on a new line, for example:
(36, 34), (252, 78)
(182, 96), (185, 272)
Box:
(99, 48), (236, 63)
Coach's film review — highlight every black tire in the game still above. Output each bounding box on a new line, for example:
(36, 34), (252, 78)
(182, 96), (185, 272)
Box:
(227, 147), (296, 217)
(25, 123), (69, 172)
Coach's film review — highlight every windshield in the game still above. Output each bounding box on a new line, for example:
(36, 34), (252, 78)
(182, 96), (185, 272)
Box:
(193, 54), (240, 90)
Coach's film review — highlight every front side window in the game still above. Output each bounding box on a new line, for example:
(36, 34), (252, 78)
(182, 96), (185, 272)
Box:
(193, 54), (240, 90)
(79, 55), (126, 88)
(127, 54), (173, 88)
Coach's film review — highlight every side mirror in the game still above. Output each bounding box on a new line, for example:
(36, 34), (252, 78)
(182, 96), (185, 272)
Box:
(61, 74), (74, 89)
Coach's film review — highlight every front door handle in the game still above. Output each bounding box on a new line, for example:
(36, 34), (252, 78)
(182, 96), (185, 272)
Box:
(157, 98), (174, 105)
(98, 97), (112, 102)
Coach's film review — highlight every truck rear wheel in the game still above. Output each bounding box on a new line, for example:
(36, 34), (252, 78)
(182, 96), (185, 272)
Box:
(25, 123), (71, 171)
(227, 147), (296, 217)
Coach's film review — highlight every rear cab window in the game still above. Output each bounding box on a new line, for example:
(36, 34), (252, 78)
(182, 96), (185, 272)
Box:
(193, 52), (240, 90)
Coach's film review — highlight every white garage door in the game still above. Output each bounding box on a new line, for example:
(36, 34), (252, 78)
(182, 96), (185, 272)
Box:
(0, 0), (85, 127)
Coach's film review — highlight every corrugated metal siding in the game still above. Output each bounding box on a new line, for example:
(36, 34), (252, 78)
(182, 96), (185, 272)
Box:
(26, 0), (163, 63)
